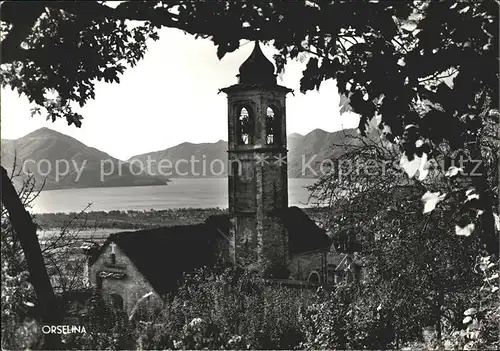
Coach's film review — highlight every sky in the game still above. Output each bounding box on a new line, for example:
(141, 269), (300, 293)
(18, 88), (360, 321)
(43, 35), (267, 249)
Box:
(1, 27), (359, 160)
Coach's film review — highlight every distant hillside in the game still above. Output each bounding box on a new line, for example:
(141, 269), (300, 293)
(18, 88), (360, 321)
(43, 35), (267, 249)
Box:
(1, 127), (362, 191)
(1, 128), (168, 190)
(288, 128), (360, 177)
(129, 139), (228, 178)
(129, 128), (360, 178)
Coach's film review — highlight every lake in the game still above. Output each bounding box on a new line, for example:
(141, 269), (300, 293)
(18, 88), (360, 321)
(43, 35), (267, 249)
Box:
(32, 178), (318, 213)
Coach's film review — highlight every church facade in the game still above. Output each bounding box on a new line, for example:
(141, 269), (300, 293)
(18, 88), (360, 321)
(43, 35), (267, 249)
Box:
(88, 42), (361, 315)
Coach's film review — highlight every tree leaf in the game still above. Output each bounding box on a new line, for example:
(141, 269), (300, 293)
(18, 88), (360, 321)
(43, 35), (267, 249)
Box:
(463, 308), (477, 316)
(455, 223), (475, 237)
(445, 166), (462, 177)
(421, 191), (446, 214)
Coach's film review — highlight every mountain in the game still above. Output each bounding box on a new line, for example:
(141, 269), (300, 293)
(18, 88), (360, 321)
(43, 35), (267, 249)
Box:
(1, 128), (168, 190)
(288, 128), (360, 177)
(1, 127), (361, 191)
(128, 128), (360, 178)
(129, 139), (228, 178)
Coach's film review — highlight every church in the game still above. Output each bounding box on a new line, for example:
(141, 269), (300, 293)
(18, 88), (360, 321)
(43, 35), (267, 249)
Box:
(88, 42), (361, 315)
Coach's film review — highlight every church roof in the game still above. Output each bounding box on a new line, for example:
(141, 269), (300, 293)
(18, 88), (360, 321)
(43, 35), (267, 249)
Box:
(269, 206), (331, 254)
(91, 224), (224, 295)
(237, 41), (277, 85)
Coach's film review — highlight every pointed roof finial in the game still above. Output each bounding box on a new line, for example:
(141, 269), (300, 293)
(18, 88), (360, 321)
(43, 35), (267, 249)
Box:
(237, 41), (276, 85)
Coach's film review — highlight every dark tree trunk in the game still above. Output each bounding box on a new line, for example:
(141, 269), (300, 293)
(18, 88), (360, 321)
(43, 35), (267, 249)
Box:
(1, 166), (61, 349)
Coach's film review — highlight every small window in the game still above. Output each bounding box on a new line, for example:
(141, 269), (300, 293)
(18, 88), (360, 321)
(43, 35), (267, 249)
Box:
(110, 293), (124, 311)
(96, 275), (103, 289)
(110, 242), (117, 264)
(238, 107), (253, 145)
(308, 272), (320, 284)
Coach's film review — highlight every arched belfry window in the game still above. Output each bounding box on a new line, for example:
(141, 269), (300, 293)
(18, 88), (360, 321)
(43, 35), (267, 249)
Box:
(266, 106), (279, 145)
(237, 107), (253, 145)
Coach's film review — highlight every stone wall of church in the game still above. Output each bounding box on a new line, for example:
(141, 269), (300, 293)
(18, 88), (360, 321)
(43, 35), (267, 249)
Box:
(90, 244), (162, 315)
(232, 215), (258, 267)
(255, 157), (289, 275)
(260, 155), (288, 211)
(258, 217), (289, 274)
(232, 156), (257, 212)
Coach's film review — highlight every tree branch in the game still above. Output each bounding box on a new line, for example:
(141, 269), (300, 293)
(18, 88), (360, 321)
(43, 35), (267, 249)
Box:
(1, 0), (273, 65)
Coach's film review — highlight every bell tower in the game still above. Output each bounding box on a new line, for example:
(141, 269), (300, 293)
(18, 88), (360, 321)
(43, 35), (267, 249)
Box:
(220, 41), (293, 274)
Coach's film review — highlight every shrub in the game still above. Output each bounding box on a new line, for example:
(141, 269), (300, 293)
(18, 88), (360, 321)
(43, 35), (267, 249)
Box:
(69, 289), (133, 350)
(130, 266), (307, 349)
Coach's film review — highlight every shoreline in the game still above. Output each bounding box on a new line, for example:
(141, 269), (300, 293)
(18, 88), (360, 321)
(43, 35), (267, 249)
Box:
(34, 206), (326, 231)
(34, 207), (228, 230)
(33, 177), (318, 193)
(31, 178), (318, 213)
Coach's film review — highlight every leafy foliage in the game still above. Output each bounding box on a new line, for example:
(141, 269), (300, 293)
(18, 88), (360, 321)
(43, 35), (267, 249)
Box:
(306, 130), (492, 348)
(72, 290), (132, 350)
(1, 3), (160, 126)
(131, 266), (306, 350)
(279, 0), (499, 251)
(300, 284), (399, 350)
(3, 1), (496, 131)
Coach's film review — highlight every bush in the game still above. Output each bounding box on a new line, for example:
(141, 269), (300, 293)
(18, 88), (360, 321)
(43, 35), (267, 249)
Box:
(130, 266), (307, 349)
(441, 256), (500, 350)
(68, 290), (133, 350)
(300, 282), (415, 350)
